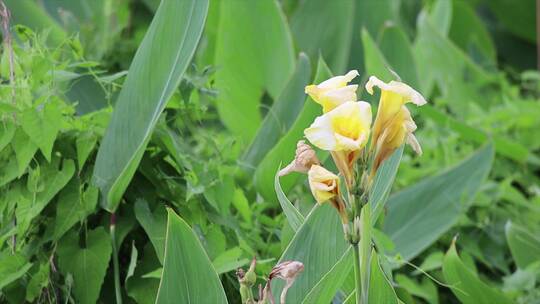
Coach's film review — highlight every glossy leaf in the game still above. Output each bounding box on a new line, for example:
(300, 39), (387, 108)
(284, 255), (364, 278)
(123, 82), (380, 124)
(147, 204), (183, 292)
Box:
(384, 144), (494, 261)
(93, 0), (209, 212)
(215, 0), (294, 142)
(442, 241), (512, 304)
(155, 209), (227, 304)
(242, 53), (311, 169)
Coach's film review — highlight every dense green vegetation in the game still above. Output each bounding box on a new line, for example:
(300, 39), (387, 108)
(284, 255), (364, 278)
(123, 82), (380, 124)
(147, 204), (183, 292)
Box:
(0, 0), (539, 303)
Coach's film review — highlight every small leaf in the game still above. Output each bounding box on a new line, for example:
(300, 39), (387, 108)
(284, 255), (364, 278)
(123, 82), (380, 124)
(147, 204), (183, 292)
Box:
(134, 199), (167, 264)
(20, 101), (62, 162)
(274, 171), (305, 232)
(505, 221), (540, 269)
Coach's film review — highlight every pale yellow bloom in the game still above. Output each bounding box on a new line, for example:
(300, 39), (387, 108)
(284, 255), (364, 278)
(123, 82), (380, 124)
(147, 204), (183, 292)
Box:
(305, 70), (359, 113)
(365, 76), (427, 169)
(308, 165), (339, 204)
(304, 101), (372, 152)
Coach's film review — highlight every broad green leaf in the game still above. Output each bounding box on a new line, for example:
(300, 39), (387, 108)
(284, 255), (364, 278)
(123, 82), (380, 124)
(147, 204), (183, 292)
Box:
(379, 26), (420, 87)
(93, 0), (209, 212)
(134, 199), (167, 264)
(20, 101), (62, 162)
(369, 146), (403, 223)
(57, 227), (112, 304)
(274, 171), (305, 232)
(449, 1), (496, 65)
(242, 53), (311, 169)
(76, 131), (98, 170)
(429, 0), (452, 36)
(270, 204), (351, 303)
(348, 0), (400, 71)
(255, 57), (332, 200)
(16, 158), (75, 237)
(442, 241), (512, 304)
(155, 209), (227, 304)
(215, 0), (294, 142)
(0, 252), (32, 290)
(395, 274), (438, 304)
(384, 144), (494, 261)
(368, 251), (399, 304)
(0, 122), (15, 153)
(290, 0), (353, 72)
(485, 0), (535, 43)
(53, 178), (99, 241)
(3, 0), (66, 46)
(25, 263), (50, 302)
(11, 128), (38, 176)
(361, 29), (393, 82)
(505, 221), (540, 269)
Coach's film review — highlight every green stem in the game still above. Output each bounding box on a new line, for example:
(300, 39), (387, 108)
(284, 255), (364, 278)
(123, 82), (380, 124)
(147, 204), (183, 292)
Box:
(110, 213), (123, 304)
(352, 243), (362, 304)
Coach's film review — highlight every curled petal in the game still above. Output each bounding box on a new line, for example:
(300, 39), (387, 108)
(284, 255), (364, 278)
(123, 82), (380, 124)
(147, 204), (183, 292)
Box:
(308, 165), (339, 204)
(365, 75), (427, 106)
(305, 70), (359, 112)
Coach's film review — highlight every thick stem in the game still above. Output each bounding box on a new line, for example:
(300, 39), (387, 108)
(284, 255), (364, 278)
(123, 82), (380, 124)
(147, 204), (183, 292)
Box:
(352, 243), (362, 304)
(110, 213), (123, 304)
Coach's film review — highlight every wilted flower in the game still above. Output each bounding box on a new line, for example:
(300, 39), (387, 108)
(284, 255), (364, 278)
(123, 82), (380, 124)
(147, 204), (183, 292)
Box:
(278, 140), (319, 176)
(305, 70), (359, 113)
(365, 76), (427, 170)
(267, 261), (304, 304)
(304, 101), (372, 152)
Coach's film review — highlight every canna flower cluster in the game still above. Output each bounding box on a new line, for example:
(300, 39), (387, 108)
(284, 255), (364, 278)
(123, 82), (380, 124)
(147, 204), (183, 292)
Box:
(282, 71), (427, 239)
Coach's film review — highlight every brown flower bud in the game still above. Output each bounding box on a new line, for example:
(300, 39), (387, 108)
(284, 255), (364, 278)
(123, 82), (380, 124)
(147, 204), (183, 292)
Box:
(279, 141), (320, 176)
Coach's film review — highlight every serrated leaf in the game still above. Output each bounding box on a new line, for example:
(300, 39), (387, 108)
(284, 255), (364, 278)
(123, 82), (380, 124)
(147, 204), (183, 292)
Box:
(93, 0), (209, 212)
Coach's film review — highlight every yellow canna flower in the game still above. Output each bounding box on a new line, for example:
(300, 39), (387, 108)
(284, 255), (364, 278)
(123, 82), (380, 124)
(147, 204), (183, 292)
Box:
(365, 76), (427, 170)
(308, 165), (339, 204)
(308, 165), (348, 224)
(304, 101), (372, 152)
(305, 70), (359, 113)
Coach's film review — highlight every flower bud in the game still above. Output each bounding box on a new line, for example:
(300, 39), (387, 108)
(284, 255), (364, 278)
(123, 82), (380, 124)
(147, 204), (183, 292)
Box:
(279, 140), (320, 176)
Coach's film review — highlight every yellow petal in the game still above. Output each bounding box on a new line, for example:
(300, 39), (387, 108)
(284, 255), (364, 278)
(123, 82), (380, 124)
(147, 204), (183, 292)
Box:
(308, 165), (339, 203)
(365, 76), (427, 106)
(305, 70), (359, 113)
(304, 101), (371, 151)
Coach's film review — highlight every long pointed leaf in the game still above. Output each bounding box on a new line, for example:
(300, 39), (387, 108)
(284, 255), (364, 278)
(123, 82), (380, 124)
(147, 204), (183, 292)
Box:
(93, 0), (209, 212)
(155, 209), (227, 304)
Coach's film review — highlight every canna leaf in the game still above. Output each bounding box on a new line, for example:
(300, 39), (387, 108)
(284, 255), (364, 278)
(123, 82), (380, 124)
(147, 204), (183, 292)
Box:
(275, 171), (305, 232)
(155, 209), (227, 304)
(93, 0), (209, 212)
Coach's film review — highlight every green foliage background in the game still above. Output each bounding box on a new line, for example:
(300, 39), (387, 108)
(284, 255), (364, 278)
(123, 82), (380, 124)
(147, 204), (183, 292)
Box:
(1, 0), (539, 303)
